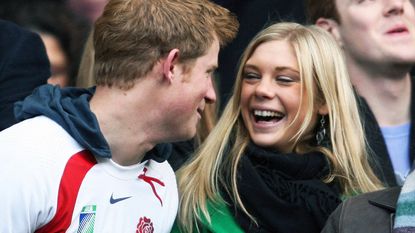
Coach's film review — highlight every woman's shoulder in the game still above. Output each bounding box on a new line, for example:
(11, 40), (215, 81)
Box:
(201, 199), (244, 233)
(170, 199), (244, 233)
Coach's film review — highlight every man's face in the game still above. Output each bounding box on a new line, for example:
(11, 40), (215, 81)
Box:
(334, 0), (415, 67)
(165, 39), (219, 141)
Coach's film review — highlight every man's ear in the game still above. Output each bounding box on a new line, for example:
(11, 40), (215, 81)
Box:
(316, 17), (344, 47)
(162, 48), (180, 82)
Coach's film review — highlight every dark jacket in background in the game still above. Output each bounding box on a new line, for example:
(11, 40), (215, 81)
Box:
(322, 187), (401, 233)
(0, 19), (50, 131)
(357, 78), (415, 187)
(168, 140), (195, 171)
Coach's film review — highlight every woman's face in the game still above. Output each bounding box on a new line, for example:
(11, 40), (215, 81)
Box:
(240, 39), (320, 152)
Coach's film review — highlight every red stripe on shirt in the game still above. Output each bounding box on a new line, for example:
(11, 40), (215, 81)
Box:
(36, 150), (97, 233)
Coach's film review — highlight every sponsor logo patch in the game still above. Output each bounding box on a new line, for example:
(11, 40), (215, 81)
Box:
(78, 205), (96, 233)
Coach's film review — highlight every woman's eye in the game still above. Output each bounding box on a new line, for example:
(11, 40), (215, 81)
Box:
(276, 75), (294, 83)
(356, 0), (375, 4)
(243, 72), (260, 80)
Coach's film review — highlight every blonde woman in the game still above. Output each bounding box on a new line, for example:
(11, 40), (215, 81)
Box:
(174, 22), (383, 233)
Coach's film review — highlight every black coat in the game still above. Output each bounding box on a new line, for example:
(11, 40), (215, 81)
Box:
(0, 19), (50, 131)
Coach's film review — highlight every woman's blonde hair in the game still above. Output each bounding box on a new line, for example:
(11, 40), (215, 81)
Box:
(76, 29), (95, 88)
(176, 22), (383, 232)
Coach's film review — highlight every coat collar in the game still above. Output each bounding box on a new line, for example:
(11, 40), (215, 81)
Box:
(367, 187), (401, 232)
(367, 187), (401, 213)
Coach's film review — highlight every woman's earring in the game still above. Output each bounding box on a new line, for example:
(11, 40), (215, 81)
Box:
(316, 115), (326, 146)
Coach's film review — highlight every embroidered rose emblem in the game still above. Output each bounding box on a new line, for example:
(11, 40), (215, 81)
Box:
(136, 217), (154, 233)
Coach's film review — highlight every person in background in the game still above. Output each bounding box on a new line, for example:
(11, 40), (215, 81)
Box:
(66, 0), (109, 24)
(322, 169), (415, 233)
(0, 0), (89, 87)
(0, 0), (238, 232)
(306, 0), (415, 186)
(173, 22), (382, 233)
(0, 19), (50, 131)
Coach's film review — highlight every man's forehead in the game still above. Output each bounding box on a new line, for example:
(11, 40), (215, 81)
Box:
(333, 0), (357, 9)
(335, 0), (361, 8)
(332, 0), (354, 17)
(334, 0), (346, 8)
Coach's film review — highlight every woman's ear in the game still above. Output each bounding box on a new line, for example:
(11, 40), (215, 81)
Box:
(318, 103), (329, 115)
(162, 48), (179, 82)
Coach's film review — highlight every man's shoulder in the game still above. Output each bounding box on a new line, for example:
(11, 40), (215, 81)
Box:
(337, 187), (400, 222)
(344, 187), (400, 209)
(0, 116), (84, 161)
(325, 188), (400, 233)
(2, 116), (73, 139)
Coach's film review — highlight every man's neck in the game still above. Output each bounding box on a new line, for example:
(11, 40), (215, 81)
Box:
(349, 63), (412, 127)
(89, 86), (156, 166)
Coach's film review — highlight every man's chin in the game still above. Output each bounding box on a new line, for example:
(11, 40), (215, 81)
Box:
(172, 128), (197, 142)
